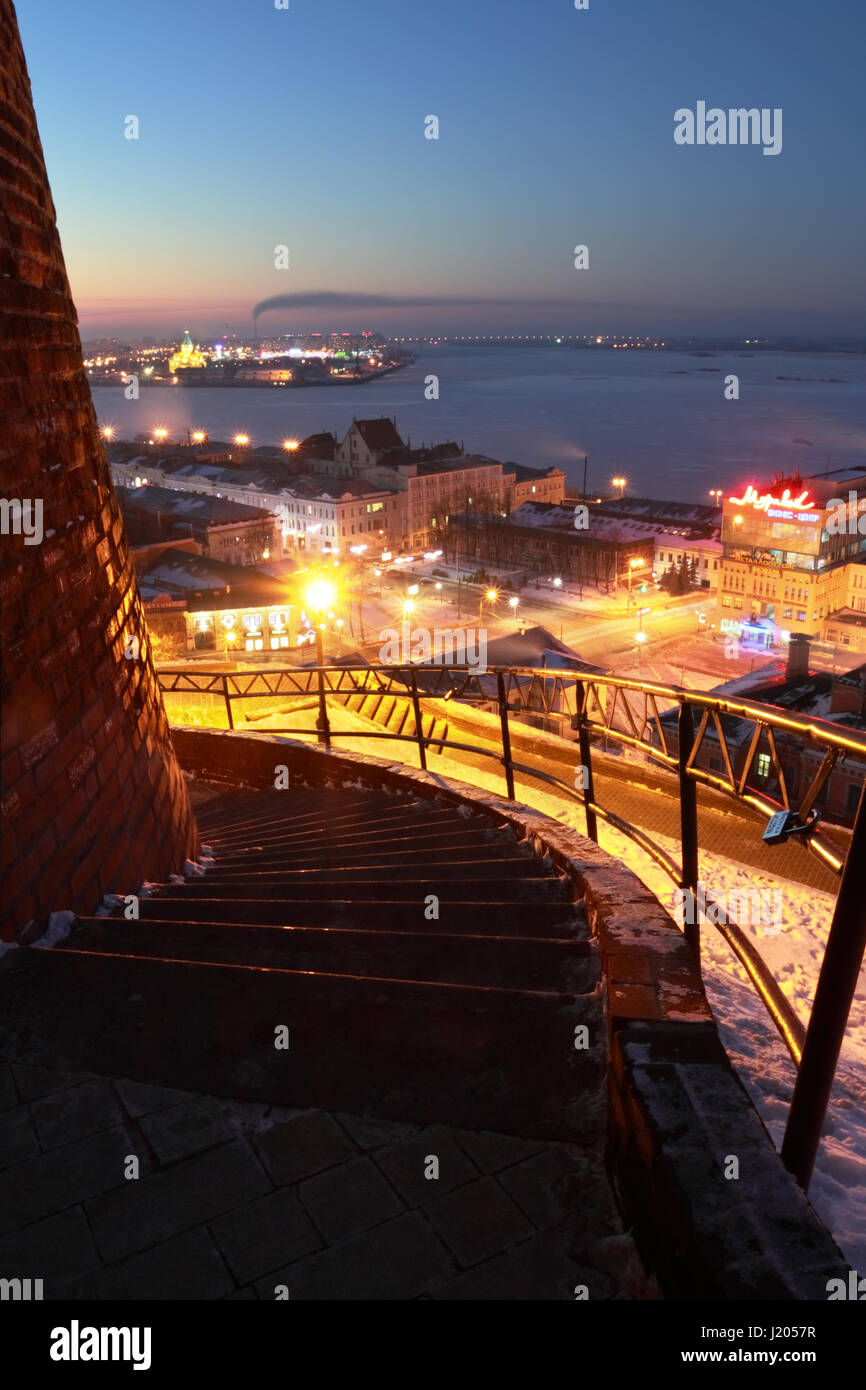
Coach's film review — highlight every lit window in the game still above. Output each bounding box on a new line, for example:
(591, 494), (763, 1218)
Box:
(756, 753), (770, 779)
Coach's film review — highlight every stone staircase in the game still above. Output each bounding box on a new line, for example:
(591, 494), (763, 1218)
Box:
(329, 686), (450, 753)
(0, 783), (602, 1142)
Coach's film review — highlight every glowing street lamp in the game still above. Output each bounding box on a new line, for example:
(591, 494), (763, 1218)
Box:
(709, 489), (722, 504)
(102, 425), (114, 441)
(305, 579), (336, 614)
(153, 427), (168, 442)
(234, 433), (250, 448)
(612, 476), (627, 498)
(283, 439), (299, 452)
(479, 587), (498, 622)
(191, 430), (207, 444)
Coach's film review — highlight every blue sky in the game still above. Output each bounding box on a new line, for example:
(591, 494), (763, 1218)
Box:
(15, 0), (866, 337)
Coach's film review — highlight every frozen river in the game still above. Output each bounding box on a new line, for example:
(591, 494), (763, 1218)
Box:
(92, 346), (866, 503)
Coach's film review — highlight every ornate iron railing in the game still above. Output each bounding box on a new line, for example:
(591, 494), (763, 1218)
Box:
(158, 662), (866, 1192)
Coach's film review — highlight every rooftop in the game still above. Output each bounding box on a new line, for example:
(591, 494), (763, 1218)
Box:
(118, 484), (274, 529)
(352, 417), (404, 452)
(137, 551), (290, 606)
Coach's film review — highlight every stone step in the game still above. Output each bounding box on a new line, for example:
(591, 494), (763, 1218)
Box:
(135, 896), (582, 935)
(179, 862), (563, 893)
(0, 949), (601, 1140)
(201, 840), (529, 875)
(195, 792), (418, 838)
(205, 813), (502, 857)
(67, 917), (596, 993)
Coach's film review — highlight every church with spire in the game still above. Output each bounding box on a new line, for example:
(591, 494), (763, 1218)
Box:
(168, 328), (206, 375)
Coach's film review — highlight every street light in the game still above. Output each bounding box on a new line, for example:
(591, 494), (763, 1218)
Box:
(153, 427), (168, 442)
(479, 587), (498, 622)
(709, 489), (722, 504)
(624, 556), (644, 605)
(191, 430), (207, 445)
(612, 476), (627, 498)
(234, 433), (250, 448)
(283, 439), (299, 452)
(102, 425), (114, 441)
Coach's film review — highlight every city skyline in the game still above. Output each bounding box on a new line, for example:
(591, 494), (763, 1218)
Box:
(16, 0), (866, 339)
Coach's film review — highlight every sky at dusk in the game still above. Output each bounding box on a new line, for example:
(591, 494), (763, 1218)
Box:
(16, 0), (866, 340)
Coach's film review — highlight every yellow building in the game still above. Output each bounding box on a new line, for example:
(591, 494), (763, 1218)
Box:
(168, 329), (206, 376)
(718, 470), (866, 648)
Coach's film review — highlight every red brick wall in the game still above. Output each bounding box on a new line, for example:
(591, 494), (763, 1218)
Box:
(0, 0), (198, 939)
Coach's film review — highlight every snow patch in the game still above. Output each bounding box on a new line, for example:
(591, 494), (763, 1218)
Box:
(32, 910), (75, 950)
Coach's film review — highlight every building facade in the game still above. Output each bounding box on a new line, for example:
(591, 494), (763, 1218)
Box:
(718, 471), (866, 649)
(109, 457), (404, 559)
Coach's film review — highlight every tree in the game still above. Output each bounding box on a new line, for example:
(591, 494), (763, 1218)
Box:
(661, 564), (679, 595)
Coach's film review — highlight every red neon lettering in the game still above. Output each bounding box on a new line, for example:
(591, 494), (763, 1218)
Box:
(728, 485), (813, 512)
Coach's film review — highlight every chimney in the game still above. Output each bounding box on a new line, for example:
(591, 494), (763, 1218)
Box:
(786, 633), (811, 679)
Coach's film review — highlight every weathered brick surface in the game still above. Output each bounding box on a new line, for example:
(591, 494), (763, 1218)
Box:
(0, 0), (198, 937)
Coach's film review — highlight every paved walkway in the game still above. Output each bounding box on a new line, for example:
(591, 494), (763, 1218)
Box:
(0, 1059), (650, 1300)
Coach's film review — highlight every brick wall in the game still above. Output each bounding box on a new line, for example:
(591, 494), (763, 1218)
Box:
(0, 0), (198, 939)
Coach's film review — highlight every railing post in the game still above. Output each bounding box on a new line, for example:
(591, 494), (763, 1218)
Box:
(409, 669), (427, 771)
(497, 671), (516, 800)
(314, 629), (331, 749)
(678, 701), (700, 967)
(574, 681), (598, 843)
(223, 674), (234, 730)
(781, 781), (866, 1191)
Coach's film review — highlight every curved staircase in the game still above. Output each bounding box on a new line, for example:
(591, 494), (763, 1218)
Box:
(2, 783), (601, 1140)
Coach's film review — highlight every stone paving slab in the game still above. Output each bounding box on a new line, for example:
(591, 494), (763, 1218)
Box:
(0, 1055), (645, 1300)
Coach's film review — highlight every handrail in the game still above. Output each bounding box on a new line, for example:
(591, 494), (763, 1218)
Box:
(158, 661), (866, 1192)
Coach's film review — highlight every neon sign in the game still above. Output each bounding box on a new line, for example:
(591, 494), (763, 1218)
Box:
(728, 485), (814, 514)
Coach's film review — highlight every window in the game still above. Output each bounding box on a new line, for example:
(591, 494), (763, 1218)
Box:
(708, 756), (722, 772)
(783, 607), (792, 619)
(756, 753), (771, 779)
(797, 611), (807, 622)
(846, 783), (863, 815)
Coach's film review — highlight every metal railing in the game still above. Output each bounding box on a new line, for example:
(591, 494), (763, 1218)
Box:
(159, 661), (866, 1192)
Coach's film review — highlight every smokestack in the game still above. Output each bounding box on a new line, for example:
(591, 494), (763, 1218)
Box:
(786, 633), (811, 679)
